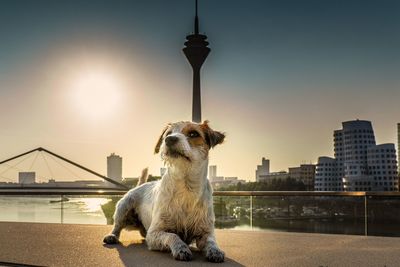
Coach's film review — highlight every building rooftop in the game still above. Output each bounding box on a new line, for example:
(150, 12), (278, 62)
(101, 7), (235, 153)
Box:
(1, 222), (400, 267)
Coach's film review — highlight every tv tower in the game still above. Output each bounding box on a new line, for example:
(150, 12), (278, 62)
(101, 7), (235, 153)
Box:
(183, 0), (210, 123)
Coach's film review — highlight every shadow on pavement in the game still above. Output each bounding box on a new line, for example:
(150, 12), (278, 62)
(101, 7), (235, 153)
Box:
(104, 239), (245, 267)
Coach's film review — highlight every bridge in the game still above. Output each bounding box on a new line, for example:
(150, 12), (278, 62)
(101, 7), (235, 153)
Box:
(0, 147), (128, 190)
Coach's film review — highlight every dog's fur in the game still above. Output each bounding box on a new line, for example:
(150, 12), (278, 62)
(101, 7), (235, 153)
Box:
(103, 121), (225, 262)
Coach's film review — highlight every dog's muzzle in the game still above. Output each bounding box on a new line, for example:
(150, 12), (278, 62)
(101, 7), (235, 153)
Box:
(165, 136), (179, 147)
(164, 136), (191, 161)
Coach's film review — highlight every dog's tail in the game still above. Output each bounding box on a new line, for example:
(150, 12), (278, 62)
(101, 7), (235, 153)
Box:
(137, 167), (148, 186)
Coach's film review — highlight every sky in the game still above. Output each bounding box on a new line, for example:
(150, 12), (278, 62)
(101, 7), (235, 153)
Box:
(0, 0), (399, 182)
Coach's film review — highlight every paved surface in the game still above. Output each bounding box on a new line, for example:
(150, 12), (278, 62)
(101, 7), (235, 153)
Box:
(0, 222), (400, 267)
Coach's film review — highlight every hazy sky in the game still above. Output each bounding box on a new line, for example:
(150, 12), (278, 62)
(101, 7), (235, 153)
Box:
(0, 0), (399, 182)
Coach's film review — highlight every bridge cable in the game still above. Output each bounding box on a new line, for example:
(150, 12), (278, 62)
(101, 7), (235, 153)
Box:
(0, 164), (15, 182)
(29, 151), (40, 171)
(40, 151), (54, 179)
(0, 153), (35, 177)
(46, 152), (82, 181)
(1, 161), (48, 182)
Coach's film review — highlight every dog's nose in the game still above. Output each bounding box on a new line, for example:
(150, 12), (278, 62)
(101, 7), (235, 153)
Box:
(165, 136), (179, 147)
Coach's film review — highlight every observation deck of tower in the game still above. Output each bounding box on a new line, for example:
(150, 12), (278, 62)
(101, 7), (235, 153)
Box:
(183, 0), (210, 123)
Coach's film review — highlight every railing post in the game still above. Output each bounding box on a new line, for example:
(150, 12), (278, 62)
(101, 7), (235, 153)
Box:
(364, 195), (368, 236)
(61, 194), (64, 224)
(250, 195), (253, 229)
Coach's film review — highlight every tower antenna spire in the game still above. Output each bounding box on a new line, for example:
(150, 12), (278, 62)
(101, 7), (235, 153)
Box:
(195, 0), (199, 34)
(183, 0), (210, 123)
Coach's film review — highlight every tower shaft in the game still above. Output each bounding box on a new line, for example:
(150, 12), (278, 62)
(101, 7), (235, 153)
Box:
(192, 67), (201, 122)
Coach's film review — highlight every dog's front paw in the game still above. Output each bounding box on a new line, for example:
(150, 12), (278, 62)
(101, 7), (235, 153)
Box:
(172, 244), (193, 261)
(206, 247), (225, 263)
(103, 234), (119, 244)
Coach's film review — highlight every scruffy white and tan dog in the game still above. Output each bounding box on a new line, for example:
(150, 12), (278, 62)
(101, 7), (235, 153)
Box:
(103, 121), (225, 262)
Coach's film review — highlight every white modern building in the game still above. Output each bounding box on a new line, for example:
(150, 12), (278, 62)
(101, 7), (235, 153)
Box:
(315, 157), (339, 191)
(19, 172), (35, 184)
(315, 120), (398, 191)
(107, 153), (122, 183)
(364, 144), (398, 191)
(256, 157), (270, 182)
(341, 120), (375, 191)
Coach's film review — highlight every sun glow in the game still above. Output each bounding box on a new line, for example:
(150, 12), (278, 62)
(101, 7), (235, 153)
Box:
(77, 198), (110, 213)
(69, 67), (123, 121)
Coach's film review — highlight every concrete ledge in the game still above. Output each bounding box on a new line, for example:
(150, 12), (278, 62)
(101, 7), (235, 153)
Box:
(0, 222), (400, 266)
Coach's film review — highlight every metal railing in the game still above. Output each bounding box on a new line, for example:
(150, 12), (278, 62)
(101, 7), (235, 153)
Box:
(213, 191), (400, 236)
(0, 189), (399, 237)
(2, 188), (399, 196)
(0, 188), (127, 195)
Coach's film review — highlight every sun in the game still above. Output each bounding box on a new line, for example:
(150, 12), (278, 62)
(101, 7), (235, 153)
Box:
(70, 67), (123, 121)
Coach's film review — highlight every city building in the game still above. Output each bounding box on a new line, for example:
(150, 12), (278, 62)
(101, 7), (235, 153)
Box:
(363, 144), (398, 191)
(208, 165), (224, 182)
(315, 157), (340, 191)
(211, 177), (246, 190)
(256, 159), (315, 188)
(107, 153), (122, 183)
(209, 165), (217, 181)
(398, 123), (400, 174)
(255, 157), (270, 182)
(288, 164), (316, 191)
(207, 165), (245, 189)
(258, 171), (289, 183)
(18, 172), (35, 184)
(334, 129), (345, 180)
(315, 120), (398, 191)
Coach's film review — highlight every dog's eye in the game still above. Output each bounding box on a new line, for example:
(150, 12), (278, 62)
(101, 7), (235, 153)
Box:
(188, 131), (200, 138)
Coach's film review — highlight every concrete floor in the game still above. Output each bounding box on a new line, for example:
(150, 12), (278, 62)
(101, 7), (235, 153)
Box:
(0, 222), (400, 267)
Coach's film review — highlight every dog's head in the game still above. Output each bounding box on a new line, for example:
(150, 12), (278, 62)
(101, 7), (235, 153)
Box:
(154, 121), (225, 165)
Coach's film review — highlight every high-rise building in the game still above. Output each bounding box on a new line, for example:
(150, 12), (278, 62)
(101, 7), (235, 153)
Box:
(183, 0), (210, 122)
(333, 129), (345, 179)
(289, 164), (316, 191)
(340, 120), (375, 191)
(365, 144), (398, 191)
(398, 123), (400, 175)
(256, 158), (270, 182)
(209, 165), (217, 181)
(107, 153), (122, 183)
(19, 172), (35, 184)
(315, 120), (398, 191)
(208, 165), (224, 185)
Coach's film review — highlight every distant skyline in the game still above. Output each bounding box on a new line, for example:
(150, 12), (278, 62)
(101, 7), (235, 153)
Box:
(0, 0), (399, 181)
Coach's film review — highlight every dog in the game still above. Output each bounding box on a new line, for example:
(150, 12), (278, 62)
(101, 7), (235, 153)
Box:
(103, 120), (226, 262)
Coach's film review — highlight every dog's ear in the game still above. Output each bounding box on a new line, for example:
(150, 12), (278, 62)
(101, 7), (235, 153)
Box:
(154, 125), (170, 154)
(201, 120), (225, 148)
